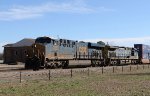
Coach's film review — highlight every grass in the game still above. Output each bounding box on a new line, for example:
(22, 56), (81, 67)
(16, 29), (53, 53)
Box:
(0, 67), (150, 96)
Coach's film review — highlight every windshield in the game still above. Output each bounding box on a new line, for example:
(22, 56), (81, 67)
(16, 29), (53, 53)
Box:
(35, 37), (51, 43)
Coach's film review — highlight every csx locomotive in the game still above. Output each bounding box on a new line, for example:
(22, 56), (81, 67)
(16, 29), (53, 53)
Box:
(25, 36), (142, 69)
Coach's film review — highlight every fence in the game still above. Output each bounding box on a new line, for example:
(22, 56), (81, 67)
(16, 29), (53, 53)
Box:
(0, 64), (150, 83)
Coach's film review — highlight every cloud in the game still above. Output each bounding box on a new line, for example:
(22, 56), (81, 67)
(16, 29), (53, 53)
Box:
(98, 7), (115, 12)
(84, 36), (150, 47)
(0, 1), (114, 21)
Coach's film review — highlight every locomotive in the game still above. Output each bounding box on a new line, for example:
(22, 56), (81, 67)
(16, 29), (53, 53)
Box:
(25, 36), (141, 69)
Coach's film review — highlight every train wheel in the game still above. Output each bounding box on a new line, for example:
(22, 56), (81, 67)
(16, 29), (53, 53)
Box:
(44, 62), (50, 69)
(25, 58), (32, 69)
(97, 61), (101, 67)
(62, 61), (69, 69)
(117, 60), (121, 65)
(99, 60), (104, 67)
(57, 62), (62, 68)
(91, 60), (96, 67)
(51, 62), (58, 69)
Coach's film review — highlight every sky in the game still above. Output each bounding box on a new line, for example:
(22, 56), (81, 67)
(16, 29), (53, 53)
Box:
(0, 0), (150, 53)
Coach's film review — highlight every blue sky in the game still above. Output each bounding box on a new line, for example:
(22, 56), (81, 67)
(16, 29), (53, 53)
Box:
(0, 0), (150, 52)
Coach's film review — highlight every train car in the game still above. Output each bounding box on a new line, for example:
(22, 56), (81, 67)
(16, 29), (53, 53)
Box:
(134, 44), (150, 64)
(25, 36), (105, 69)
(107, 46), (139, 65)
(34, 37), (77, 68)
(87, 42), (105, 66)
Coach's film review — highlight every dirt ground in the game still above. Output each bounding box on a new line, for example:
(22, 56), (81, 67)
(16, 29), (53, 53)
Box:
(0, 63), (150, 96)
(0, 63), (150, 83)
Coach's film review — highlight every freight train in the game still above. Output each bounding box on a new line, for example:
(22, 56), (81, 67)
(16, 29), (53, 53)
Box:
(25, 36), (150, 69)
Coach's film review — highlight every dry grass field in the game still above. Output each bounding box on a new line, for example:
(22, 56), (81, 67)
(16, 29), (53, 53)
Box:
(0, 64), (150, 96)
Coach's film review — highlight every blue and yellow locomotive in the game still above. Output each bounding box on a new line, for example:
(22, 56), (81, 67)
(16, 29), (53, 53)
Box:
(25, 36), (139, 69)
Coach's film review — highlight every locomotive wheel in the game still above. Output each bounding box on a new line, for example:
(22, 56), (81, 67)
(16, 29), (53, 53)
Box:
(95, 61), (99, 67)
(117, 60), (121, 65)
(91, 60), (96, 67)
(45, 62), (52, 69)
(57, 62), (62, 68)
(99, 61), (104, 67)
(51, 64), (56, 69)
(50, 65), (54, 69)
(25, 58), (32, 69)
(32, 56), (41, 71)
(62, 61), (69, 69)
(55, 63), (59, 68)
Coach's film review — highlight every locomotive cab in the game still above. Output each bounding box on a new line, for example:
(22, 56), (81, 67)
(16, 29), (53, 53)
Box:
(35, 36), (51, 44)
(25, 37), (50, 69)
